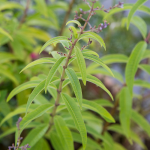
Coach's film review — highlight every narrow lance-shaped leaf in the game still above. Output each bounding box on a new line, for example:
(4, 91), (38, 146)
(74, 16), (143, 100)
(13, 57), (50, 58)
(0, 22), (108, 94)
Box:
(66, 68), (83, 109)
(0, 27), (13, 41)
(45, 57), (65, 93)
(139, 64), (150, 75)
(75, 46), (87, 85)
(80, 99), (115, 123)
(125, 41), (147, 95)
(40, 36), (69, 53)
(127, 0), (148, 30)
(62, 73), (113, 100)
(83, 53), (114, 77)
(54, 116), (74, 150)
(79, 32), (106, 50)
(26, 80), (46, 114)
(69, 26), (78, 39)
(131, 110), (150, 137)
(20, 58), (56, 73)
(21, 125), (48, 148)
(82, 49), (99, 57)
(7, 80), (41, 102)
(66, 20), (81, 27)
(50, 132), (66, 150)
(61, 93), (87, 149)
(119, 87), (132, 139)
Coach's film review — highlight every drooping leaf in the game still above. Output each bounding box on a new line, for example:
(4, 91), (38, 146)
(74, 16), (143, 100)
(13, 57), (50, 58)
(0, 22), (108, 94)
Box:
(103, 132), (114, 150)
(50, 132), (66, 150)
(0, 27), (13, 41)
(7, 80), (40, 102)
(139, 64), (150, 75)
(101, 54), (128, 64)
(20, 104), (53, 131)
(26, 80), (46, 114)
(20, 58), (56, 73)
(0, 52), (19, 63)
(21, 125), (48, 148)
(125, 41), (147, 95)
(45, 57), (65, 92)
(65, 68), (83, 109)
(142, 49), (150, 60)
(80, 99), (115, 123)
(0, 2), (23, 11)
(72, 132), (102, 150)
(0, 65), (18, 85)
(127, 0), (148, 30)
(61, 93), (87, 149)
(54, 116), (74, 150)
(79, 32), (106, 50)
(75, 46), (87, 85)
(134, 79), (150, 89)
(81, 49), (99, 57)
(40, 36), (69, 53)
(66, 20), (81, 27)
(104, 4), (150, 19)
(83, 53), (114, 77)
(119, 87), (132, 139)
(94, 99), (113, 107)
(131, 110), (150, 137)
(62, 73), (113, 100)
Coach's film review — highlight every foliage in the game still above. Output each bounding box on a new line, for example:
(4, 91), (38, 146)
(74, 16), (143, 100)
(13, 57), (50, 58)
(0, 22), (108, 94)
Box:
(0, 0), (150, 150)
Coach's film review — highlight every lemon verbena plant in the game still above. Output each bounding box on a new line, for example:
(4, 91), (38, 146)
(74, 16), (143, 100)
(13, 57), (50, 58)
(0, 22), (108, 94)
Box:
(6, 0), (124, 149)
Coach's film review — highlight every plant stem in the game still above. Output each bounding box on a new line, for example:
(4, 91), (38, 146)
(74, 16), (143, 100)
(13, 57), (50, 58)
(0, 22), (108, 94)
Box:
(47, 3), (95, 133)
(18, 0), (31, 29)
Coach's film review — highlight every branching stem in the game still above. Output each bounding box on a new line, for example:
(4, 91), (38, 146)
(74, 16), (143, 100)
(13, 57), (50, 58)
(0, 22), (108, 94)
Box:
(47, 2), (95, 133)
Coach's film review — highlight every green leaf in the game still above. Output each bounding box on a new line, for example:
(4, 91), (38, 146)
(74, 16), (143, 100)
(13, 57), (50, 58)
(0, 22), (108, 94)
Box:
(142, 49), (150, 60)
(0, 52), (19, 63)
(104, 4), (150, 20)
(114, 143), (127, 150)
(81, 99), (115, 123)
(139, 64), (150, 75)
(20, 104), (53, 131)
(20, 58), (56, 73)
(119, 87), (132, 139)
(66, 68), (83, 109)
(69, 26), (78, 39)
(54, 116), (74, 150)
(0, 65), (18, 85)
(50, 132), (65, 150)
(7, 80), (40, 102)
(130, 16), (147, 39)
(72, 132), (102, 150)
(94, 99), (113, 107)
(40, 36), (69, 53)
(83, 53), (114, 77)
(0, 2), (23, 11)
(45, 57), (65, 92)
(63, 73), (113, 100)
(101, 54), (128, 65)
(61, 93), (87, 149)
(0, 27), (13, 41)
(103, 132), (114, 150)
(131, 110), (150, 137)
(0, 106), (35, 127)
(75, 47), (87, 85)
(21, 125), (48, 148)
(125, 41), (147, 95)
(79, 32), (106, 50)
(66, 20), (81, 27)
(134, 79), (150, 89)
(81, 49), (99, 57)
(127, 0), (148, 30)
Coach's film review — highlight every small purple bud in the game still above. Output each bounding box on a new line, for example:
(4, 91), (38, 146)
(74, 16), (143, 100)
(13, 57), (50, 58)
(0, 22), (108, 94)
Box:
(80, 8), (83, 12)
(118, 1), (124, 8)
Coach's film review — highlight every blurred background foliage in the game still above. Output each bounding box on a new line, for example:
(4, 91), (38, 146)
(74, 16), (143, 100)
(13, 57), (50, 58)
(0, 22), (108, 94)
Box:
(0, 0), (150, 150)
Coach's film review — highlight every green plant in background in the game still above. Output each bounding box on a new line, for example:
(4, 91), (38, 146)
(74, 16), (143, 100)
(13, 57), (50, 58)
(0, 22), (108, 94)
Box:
(0, 0), (150, 150)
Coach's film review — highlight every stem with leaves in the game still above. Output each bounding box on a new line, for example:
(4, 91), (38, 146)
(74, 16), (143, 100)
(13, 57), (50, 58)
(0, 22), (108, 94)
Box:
(47, 1), (95, 133)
